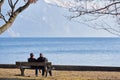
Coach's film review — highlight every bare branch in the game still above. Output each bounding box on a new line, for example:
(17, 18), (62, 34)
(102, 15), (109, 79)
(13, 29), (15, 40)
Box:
(66, 1), (120, 36)
(0, 0), (38, 34)
(24, 0), (38, 3)
(8, 0), (14, 9)
(0, 13), (7, 22)
(0, 0), (6, 22)
(14, 0), (19, 7)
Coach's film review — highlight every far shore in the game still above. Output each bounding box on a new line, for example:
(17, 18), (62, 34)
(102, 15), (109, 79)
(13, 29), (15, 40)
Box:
(1, 68), (120, 80)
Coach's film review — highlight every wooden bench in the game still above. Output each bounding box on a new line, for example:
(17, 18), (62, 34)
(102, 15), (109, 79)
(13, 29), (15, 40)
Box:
(16, 62), (52, 76)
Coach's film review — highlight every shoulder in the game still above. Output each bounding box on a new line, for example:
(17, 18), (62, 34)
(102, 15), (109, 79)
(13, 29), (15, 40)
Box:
(28, 58), (30, 60)
(44, 57), (48, 61)
(44, 57), (47, 59)
(37, 57), (41, 61)
(37, 57), (40, 60)
(28, 58), (31, 62)
(33, 58), (36, 60)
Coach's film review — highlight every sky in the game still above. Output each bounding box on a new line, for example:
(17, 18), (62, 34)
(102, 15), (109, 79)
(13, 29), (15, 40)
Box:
(0, 0), (117, 37)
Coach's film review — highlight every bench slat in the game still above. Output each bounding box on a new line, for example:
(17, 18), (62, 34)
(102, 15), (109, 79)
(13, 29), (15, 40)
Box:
(16, 62), (52, 67)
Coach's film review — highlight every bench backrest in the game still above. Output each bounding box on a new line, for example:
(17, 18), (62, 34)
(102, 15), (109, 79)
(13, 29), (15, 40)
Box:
(16, 62), (52, 67)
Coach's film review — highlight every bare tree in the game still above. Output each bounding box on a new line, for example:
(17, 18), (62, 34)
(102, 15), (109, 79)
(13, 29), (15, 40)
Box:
(67, 0), (120, 36)
(45, 0), (120, 36)
(0, 0), (37, 34)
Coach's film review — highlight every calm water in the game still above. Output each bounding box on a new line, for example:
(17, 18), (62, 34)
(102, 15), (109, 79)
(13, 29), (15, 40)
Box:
(1, 37), (120, 66)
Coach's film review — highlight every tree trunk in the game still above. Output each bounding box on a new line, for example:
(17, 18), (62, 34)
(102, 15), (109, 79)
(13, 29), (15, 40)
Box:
(0, 1), (30, 34)
(0, 15), (17, 34)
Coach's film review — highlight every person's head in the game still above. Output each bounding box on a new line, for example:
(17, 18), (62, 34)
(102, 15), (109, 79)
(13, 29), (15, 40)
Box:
(40, 53), (43, 57)
(30, 53), (34, 58)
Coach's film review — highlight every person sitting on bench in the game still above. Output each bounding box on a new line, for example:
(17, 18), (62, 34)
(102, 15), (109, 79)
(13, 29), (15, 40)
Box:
(28, 53), (38, 76)
(37, 53), (52, 76)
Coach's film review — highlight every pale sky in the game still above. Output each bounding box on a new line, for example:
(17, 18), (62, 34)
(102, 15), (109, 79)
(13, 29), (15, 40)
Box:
(0, 0), (117, 37)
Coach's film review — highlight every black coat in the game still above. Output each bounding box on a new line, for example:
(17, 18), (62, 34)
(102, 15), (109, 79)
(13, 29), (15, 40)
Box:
(37, 57), (48, 62)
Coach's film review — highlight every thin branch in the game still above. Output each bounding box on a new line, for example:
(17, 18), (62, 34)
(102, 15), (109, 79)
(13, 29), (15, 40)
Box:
(0, 13), (7, 22)
(14, 0), (19, 7)
(8, 0), (14, 9)
(0, 0), (6, 22)
(70, 1), (120, 18)
(15, 1), (30, 14)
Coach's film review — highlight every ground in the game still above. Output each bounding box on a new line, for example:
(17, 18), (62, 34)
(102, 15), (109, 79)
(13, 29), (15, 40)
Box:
(0, 68), (120, 80)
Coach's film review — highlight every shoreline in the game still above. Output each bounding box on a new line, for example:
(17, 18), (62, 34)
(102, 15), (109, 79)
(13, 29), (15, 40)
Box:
(0, 64), (120, 72)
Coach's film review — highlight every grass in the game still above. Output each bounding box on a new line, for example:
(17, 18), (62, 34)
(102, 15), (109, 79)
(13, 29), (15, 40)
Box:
(0, 68), (120, 80)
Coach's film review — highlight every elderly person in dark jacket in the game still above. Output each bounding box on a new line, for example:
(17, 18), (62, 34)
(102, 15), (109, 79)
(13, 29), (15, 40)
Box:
(28, 53), (38, 76)
(37, 53), (52, 76)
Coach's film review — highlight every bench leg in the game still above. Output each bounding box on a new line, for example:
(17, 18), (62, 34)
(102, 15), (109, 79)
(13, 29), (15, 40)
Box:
(45, 71), (47, 77)
(20, 68), (25, 76)
(45, 70), (52, 77)
(49, 70), (52, 76)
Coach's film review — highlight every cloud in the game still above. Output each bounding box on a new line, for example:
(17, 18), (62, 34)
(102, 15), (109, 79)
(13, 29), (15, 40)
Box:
(44, 0), (76, 8)
(7, 28), (20, 37)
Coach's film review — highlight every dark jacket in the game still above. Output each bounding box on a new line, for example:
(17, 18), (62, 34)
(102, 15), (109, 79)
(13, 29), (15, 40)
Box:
(28, 58), (37, 69)
(37, 57), (48, 62)
(28, 58), (37, 62)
